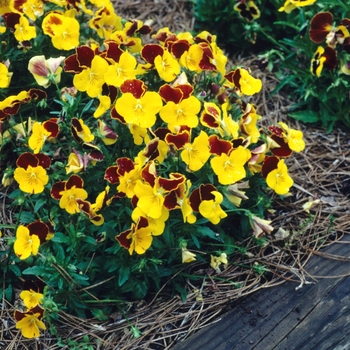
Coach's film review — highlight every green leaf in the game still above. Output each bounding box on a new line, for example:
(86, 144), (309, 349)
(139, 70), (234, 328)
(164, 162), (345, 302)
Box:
(17, 211), (35, 223)
(7, 189), (21, 199)
(197, 226), (223, 242)
(9, 264), (21, 277)
(5, 284), (13, 301)
(133, 281), (147, 299)
(51, 232), (69, 243)
(34, 198), (47, 212)
(22, 266), (48, 276)
(118, 266), (130, 286)
(91, 308), (109, 321)
(190, 232), (200, 248)
(83, 235), (97, 245)
(288, 110), (320, 123)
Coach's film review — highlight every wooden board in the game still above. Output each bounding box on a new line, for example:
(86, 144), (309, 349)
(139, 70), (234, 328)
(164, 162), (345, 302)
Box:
(172, 235), (350, 350)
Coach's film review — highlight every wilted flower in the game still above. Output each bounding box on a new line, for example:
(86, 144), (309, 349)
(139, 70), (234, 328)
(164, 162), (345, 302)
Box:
(250, 215), (274, 238)
(210, 253), (228, 273)
(28, 55), (65, 88)
(182, 248), (197, 263)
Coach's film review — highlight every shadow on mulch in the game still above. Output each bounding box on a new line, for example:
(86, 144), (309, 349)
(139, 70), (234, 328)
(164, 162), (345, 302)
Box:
(1, 1), (350, 349)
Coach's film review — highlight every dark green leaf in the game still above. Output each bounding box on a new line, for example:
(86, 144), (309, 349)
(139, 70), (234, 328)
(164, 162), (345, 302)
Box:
(118, 266), (130, 286)
(34, 198), (47, 212)
(288, 110), (320, 123)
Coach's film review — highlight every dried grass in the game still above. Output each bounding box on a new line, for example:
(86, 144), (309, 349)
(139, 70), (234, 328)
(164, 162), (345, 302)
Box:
(1, 1), (350, 349)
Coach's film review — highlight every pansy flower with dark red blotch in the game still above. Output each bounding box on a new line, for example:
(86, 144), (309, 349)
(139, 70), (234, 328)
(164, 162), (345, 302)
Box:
(27, 220), (54, 244)
(159, 82), (201, 131)
(208, 135), (232, 156)
(189, 184), (217, 212)
(261, 156), (280, 179)
(14, 304), (46, 338)
(124, 19), (152, 37)
(0, 90), (30, 121)
(267, 125), (292, 157)
(71, 117), (95, 144)
(194, 31), (215, 44)
(159, 84), (183, 104)
(101, 84), (118, 105)
(198, 42), (216, 71)
(42, 118), (59, 139)
(171, 39), (191, 59)
(200, 101), (221, 129)
(159, 172), (197, 223)
(310, 46), (337, 77)
(141, 44), (164, 65)
(309, 12), (334, 43)
(3, 12), (21, 30)
(64, 46), (96, 73)
(14, 304), (45, 322)
(165, 130), (190, 150)
(16, 152), (51, 170)
(116, 216), (152, 255)
(50, 175), (88, 215)
(104, 157), (134, 184)
(309, 12), (350, 49)
(50, 174), (84, 201)
(234, 1), (260, 22)
(76, 199), (104, 226)
(101, 40), (123, 63)
(163, 173), (187, 209)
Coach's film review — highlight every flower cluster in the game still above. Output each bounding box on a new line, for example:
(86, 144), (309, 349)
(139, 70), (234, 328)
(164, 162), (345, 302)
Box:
(0, 0), (305, 339)
(14, 280), (46, 339)
(309, 12), (350, 77)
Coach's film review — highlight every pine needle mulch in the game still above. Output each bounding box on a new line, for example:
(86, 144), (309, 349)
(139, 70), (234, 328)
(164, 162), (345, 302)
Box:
(1, 1), (350, 349)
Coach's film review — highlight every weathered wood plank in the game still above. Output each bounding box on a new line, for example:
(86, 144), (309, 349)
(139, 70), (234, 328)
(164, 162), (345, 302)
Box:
(172, 235), (350, 350)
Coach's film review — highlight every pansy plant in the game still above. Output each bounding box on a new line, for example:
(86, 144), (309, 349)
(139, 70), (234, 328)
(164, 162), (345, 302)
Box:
(0, 0), (306, 338)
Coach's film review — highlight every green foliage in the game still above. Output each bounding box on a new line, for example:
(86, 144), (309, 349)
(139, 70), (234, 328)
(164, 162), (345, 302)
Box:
(191, 0), (350, 130)
(0, 0), (303, 338)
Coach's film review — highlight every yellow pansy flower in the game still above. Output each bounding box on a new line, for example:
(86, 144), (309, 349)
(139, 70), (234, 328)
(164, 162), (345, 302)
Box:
(28, 122), (51, 154)
(73, 55), (109, 98)
(154, 49), (181, 82)
(210, 146), (251, 185)
(278, 122), (305, 152)
(236, 68), (262, 96)
(59, 187), (88, 214)
(104, 51), (137, 87)
(160, 95), (201, 131)
(116, 91), (163, 129)
(14, 165), (48, 194)
(133, 180), (165, 219)
(20, 290), (44, 309)
(266, 159), (294, 195)
(179, 44), (203, 72)
(0, 62), (12, 88)
(14, 225), (40, 260)
(198, 191), (227, 225)
(15, 312), (46, 339)
(14, 15), (36, 42)
(132, 206), (169, 236)
(181, 131), (211, 172)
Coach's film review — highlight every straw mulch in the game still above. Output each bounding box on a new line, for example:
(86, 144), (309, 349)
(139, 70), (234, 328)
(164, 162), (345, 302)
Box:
(1, 1), (350, 349)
